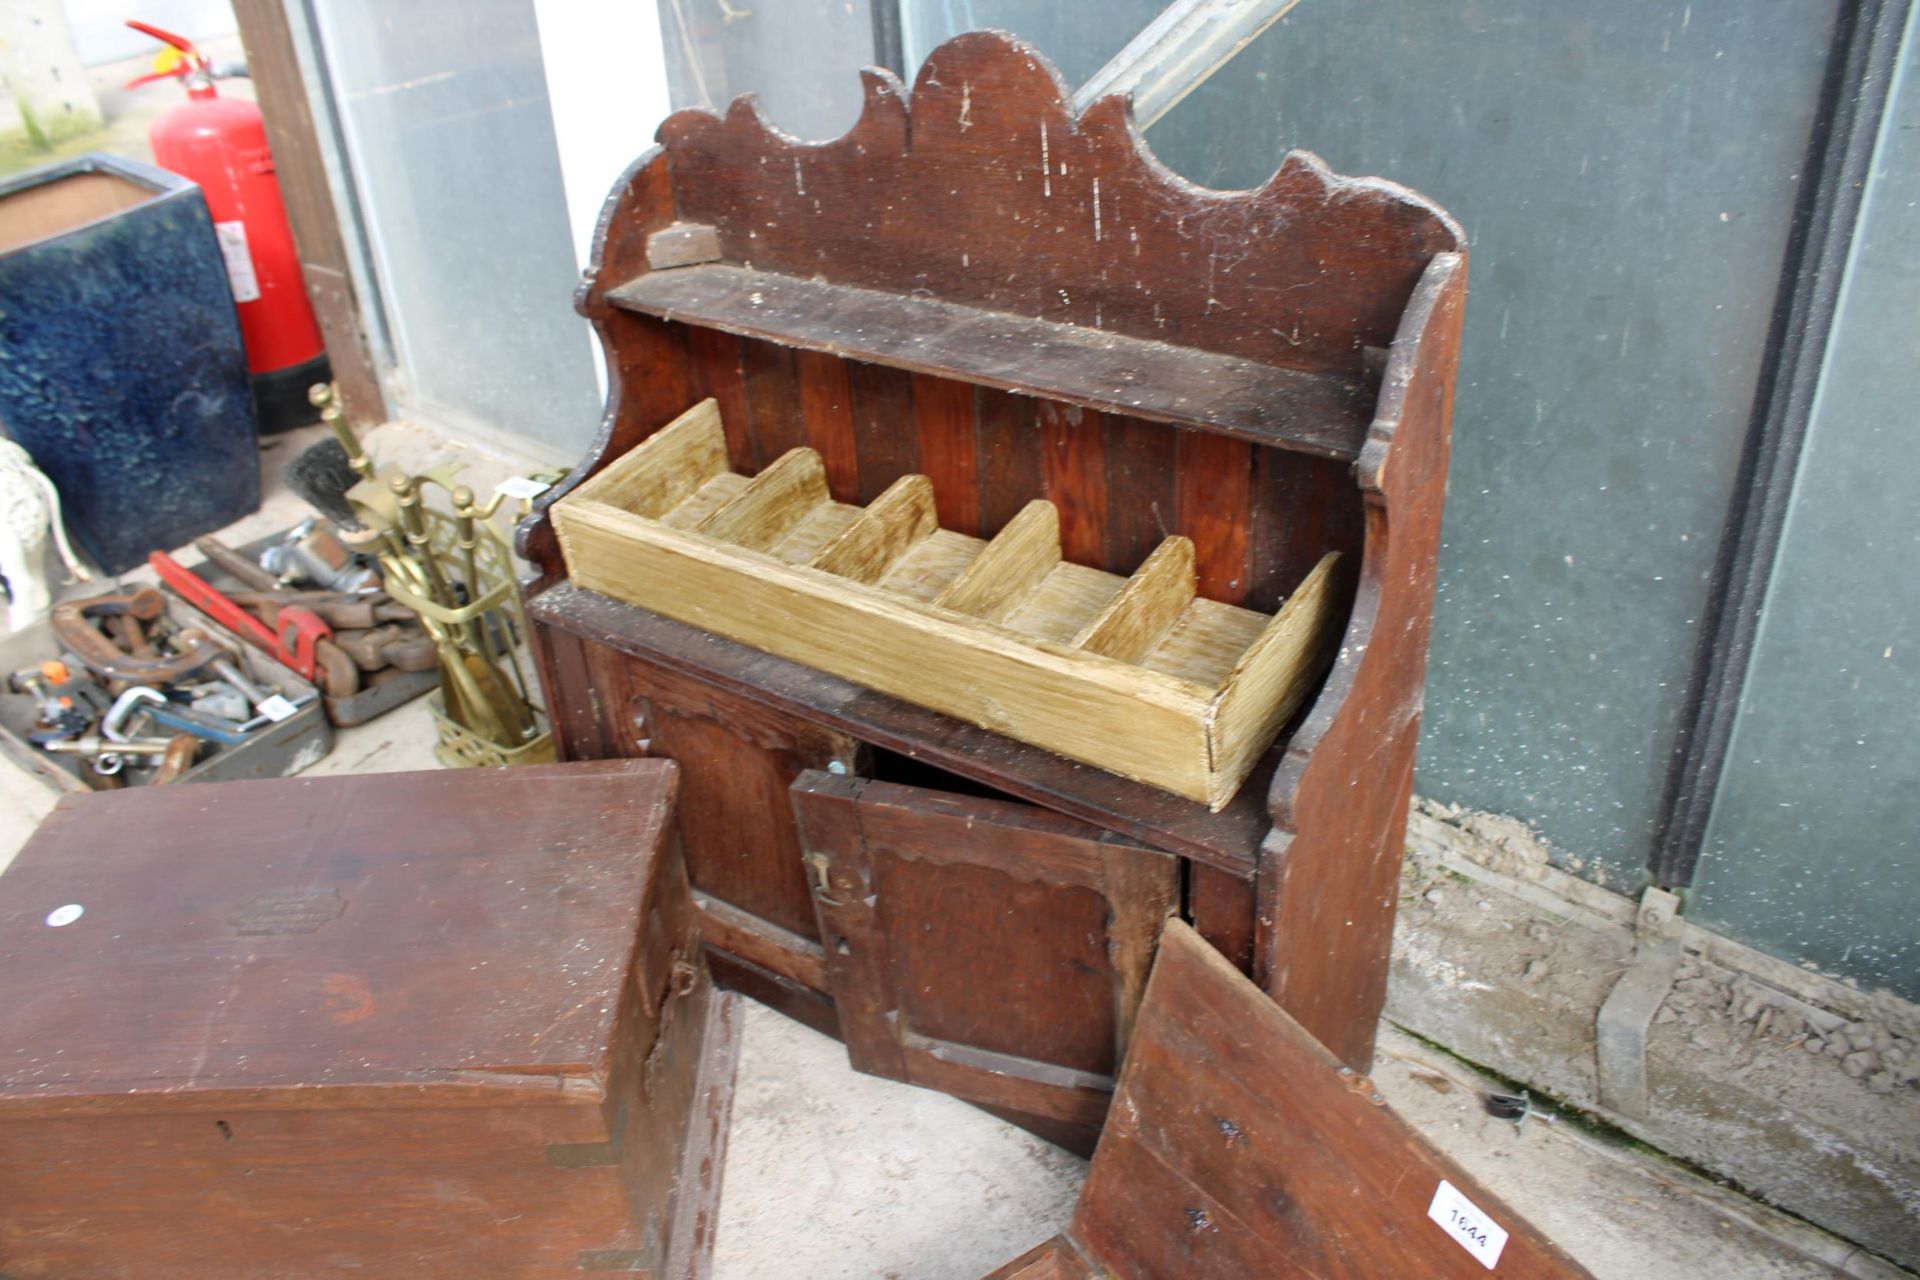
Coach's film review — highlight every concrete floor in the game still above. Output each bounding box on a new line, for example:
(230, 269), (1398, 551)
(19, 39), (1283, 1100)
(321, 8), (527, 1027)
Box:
(0, 423), (1898, 1279)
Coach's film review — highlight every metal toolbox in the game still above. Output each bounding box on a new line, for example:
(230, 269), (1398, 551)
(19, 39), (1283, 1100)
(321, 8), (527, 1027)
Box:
(0, 585), (332, 794)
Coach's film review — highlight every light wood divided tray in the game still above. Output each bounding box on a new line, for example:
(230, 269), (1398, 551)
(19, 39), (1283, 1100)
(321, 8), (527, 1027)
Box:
(553, 399), (1341, 809)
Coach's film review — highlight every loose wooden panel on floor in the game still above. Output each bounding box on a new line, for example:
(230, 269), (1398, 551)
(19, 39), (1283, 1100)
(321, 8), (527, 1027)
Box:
(979, 921), (1590, 1279)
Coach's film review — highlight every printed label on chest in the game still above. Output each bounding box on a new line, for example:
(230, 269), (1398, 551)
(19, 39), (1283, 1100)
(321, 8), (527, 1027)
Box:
(1427, 1178), (1508, 1270)
(229, 888), (346, 935)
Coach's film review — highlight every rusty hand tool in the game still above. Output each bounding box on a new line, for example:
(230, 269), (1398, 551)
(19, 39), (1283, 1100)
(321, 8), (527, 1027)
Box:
(147, 551), (359, 698)
(48, 588), (222, 686)
(101, 687), (160, 743)
(330, 623), (438, 674)
(172, 628), (313, 721)
(38, 732), (195, 775)
(224, 589), (411, 631)
(105, 613), (154, 657)
(191, 535), (279, 590)
(149, 733), (199, 784)
(316, 642), (359, 699)
(103, 686), (250, 746)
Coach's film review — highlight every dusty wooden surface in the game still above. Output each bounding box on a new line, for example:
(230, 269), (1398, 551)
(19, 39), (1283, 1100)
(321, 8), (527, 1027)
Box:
(0, 760), (732, 1278)
(0, 762), (673, 1097)
(610, 265), (1377, 458)
(1010, 922), (1591, 1278)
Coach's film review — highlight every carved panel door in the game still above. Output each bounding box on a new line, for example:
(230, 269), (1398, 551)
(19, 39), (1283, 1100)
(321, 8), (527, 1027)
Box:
(570, 640), (861, 1034)
(791, 770), (1179, 1155)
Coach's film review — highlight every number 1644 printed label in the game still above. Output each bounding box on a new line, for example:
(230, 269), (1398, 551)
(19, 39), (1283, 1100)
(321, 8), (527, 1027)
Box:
(1427, 1179), (1509, 1269)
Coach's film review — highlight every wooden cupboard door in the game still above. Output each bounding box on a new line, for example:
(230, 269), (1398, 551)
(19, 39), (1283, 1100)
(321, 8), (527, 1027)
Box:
(1051, 921), (1591, 1279)
(573, 639), (861, 1033)
(790, 770), (1179, 1155)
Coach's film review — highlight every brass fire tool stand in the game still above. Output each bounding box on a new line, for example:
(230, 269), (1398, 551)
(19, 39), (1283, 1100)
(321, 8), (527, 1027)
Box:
(312, 386), (553, 767)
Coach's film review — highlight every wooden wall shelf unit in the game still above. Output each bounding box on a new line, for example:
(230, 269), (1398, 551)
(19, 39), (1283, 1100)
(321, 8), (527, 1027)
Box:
(519, 30), (1467, 1114)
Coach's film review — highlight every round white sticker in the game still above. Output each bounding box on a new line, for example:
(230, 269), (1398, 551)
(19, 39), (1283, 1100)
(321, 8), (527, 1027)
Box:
(45, 904), (84, 928)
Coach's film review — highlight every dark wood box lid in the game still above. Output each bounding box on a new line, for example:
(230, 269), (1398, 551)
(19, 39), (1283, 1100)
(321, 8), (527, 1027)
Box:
(0, 760), (677, 1111)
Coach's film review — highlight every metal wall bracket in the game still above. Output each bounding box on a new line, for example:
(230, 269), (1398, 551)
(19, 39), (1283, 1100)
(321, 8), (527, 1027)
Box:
(1595, 886), (1685, 1118)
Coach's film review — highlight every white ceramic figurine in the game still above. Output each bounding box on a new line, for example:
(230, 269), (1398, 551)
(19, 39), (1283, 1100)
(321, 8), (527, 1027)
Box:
(0, 438), (90, 631)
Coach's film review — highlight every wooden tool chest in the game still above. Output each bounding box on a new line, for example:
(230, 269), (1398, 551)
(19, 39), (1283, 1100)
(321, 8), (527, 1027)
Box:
(0, 761), (735, 1279)
(521, 30), (1466, 1100)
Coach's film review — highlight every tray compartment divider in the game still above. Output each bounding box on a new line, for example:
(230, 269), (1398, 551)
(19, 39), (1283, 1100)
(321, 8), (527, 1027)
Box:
(1074, 537), (1197, 664)
(812, 474), (941, 585)
(934, 500), (1061, 622)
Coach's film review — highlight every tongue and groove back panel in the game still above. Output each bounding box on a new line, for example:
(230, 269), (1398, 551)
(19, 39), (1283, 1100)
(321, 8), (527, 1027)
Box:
(655, 344), (1365, 615)
(521, 29), (1466, 1073)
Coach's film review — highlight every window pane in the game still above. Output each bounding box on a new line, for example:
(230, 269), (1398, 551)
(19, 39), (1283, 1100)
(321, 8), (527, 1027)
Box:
(658, 0), (878, 140)
(1691, 21), (1920, 1001)
(312, 0), (600, 452)
(901, 0), (1162, 89)
(1141, 1), (1838, 883)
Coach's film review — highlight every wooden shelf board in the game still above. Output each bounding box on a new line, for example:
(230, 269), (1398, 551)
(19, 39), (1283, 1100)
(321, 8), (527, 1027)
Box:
(531, 583), (1279, 876)
(609, 265), (1377, 462)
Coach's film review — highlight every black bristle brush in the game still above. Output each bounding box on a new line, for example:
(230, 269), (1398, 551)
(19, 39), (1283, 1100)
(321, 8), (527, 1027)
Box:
(283, 437), (365, 530)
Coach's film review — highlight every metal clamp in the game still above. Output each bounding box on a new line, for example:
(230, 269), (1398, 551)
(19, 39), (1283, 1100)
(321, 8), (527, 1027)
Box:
(48, 588), (221, 686)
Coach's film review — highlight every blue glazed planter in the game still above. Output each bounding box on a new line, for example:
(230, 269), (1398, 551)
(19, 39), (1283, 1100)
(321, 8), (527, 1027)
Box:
(0, 153), (260, 575)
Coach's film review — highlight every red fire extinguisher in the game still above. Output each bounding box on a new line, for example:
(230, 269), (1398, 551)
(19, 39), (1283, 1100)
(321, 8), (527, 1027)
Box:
(128, 20), (330, 432)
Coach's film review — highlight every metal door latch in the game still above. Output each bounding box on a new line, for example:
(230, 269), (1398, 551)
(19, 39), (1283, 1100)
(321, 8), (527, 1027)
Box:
(1596, 886), (1685, 1118)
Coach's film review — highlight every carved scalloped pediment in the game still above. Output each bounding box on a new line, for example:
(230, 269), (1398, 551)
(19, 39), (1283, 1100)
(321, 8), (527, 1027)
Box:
(650, 30), (1462, 374)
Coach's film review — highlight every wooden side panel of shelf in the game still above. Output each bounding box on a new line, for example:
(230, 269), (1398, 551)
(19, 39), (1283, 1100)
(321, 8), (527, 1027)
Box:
(1259, 252), (1469, 1071)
